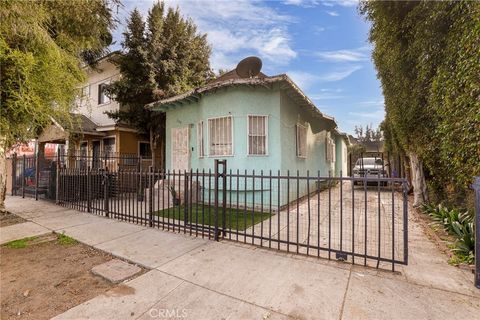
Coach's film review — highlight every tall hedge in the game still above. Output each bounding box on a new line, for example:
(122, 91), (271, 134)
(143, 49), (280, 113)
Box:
(361, 1), (480, 209)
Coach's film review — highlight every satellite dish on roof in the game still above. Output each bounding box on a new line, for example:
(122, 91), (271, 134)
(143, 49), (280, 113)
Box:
(236, 56), (262, 78)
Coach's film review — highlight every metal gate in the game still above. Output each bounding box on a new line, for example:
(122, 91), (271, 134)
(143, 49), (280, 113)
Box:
(55, 158), (408, 271)
(11, 154), (57, 201)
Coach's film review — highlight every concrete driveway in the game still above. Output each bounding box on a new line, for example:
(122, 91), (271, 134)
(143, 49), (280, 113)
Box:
(3, 196), (479, 320)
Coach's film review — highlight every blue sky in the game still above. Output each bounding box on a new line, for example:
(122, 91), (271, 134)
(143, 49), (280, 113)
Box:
(113, 0), (384, 135)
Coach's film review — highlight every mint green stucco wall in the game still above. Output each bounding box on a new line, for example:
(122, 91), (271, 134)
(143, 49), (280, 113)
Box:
(334, 135), (348, 177)
(165, 85), (282, 172)
(163, 85), (341, 208)
(278, 91), (334, 175)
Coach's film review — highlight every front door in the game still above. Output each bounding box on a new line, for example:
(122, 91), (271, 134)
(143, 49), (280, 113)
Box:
(171, 126), (190, 172)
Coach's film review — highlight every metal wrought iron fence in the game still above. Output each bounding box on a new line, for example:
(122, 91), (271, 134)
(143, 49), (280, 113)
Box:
(10, 152), (152, 201)
(57, 159), (408, 271)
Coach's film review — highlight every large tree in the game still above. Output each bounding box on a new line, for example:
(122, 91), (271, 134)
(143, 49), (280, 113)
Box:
(107, 1), (213, 169)
(360, 1), (480, 208)
(0, 0), (118, 212)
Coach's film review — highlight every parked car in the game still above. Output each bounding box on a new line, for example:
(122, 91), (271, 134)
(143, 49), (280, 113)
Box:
(352, 157), (387, 185)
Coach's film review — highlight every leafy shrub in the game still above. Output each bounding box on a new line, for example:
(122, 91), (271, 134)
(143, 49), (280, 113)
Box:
(421, 203), (475, 264)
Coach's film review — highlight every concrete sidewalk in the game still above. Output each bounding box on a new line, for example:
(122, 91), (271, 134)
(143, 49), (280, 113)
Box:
(3, 196), (479, 320)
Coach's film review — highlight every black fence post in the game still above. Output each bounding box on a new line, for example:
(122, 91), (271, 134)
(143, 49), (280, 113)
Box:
(12, 153), (17, 196)
(214, 160), (219, 241)
(472, 177), (480, 289)
(21, 155), (26, 198)
(149, 166), (154, 227)
(403, 179), (409, 266)
(55, 152), (60, 204)
(34, 152), (39, 201)
(222, 160), (227, 237)
(87, 166), (92, 213)
(104, 167), (109, 218)
(184, 170), (189, 228)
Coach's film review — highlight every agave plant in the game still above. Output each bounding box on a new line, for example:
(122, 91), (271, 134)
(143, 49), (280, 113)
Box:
(421, 203), (475, 264)
(451, 220), (475, 264)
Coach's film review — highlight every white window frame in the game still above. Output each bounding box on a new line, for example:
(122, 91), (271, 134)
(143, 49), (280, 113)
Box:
(197, 121), (205, 158)
(296, 123), (307, 158)
(98, 82), (111, 105)
(207, 115), (234, 157)
(247, 115), (268, 156)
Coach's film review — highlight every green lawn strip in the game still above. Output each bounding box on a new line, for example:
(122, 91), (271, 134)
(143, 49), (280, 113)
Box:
(153, 204), (272, 231)
(4, 236), (37, 249)
(57, 233), (78, 245)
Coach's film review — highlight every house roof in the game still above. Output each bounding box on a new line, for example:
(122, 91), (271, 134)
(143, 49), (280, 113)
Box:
(55, 113), (104, 136)
(146, 74), (340, 133)
(333, 129), (350, 145)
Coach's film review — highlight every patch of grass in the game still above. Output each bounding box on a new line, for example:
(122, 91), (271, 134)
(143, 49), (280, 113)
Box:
(5, 237), (36, 249)
(57, 233), (77, 246)
(154, 204), (272, 231)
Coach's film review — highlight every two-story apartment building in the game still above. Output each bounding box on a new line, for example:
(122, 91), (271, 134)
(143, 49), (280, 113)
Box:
(37, 52), (160, 169)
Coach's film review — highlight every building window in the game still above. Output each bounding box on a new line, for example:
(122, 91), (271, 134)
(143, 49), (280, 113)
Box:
(139, 142), (152, 158)
(325, 135), (336, 163)
(208, 116), (233, 156)
(80, 142), (88, 158)
(296, 123), (307, 158)
(248, 115), (268, 155)
(98, 83), (110, 105)
(81, 85), (90, 98)
(197, 121), (205, 158)
(103, 138), (115, 156)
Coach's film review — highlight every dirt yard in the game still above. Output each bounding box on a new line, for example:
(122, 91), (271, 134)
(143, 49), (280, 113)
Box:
(0, 212), (27, 227)
(1, 233), (118, 320)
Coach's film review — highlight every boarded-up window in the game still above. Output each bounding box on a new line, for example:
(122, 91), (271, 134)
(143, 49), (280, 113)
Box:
(248, 115), (268, 155)
(208, 116), (233, 156)
(296, 124), (307, 158)
(197, 121), (205, 157)
(325, 135), (336, 163)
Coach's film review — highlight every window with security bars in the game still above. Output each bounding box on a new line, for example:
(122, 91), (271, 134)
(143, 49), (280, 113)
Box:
(296, 123), (307, 158)
(103, 138), (116, 156)
(197, 121), (205, 157)
(248, 115), (268, 155)
(325, 135), (336, 163)
(208, 116), (233, 156)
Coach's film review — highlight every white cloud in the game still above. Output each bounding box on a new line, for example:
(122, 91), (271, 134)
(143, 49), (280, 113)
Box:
(288, 65), (362, 89)
(318, 65), (362, 81)
(326, 11), (339, 16)
(321, 0), (358, 7)
(358, 99), (385, 107)
(163, 0), (297, 70)
(348, 108), (385, 120)
(316, 47), (370, 62)
(283, 0), (358, 7)
(310, 93), (344, 100)
(114, 1), (297, 71)
(287, 71), (319, 89)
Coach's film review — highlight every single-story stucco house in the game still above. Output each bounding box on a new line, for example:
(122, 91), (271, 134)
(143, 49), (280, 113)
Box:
(147, 69), (349, 209)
